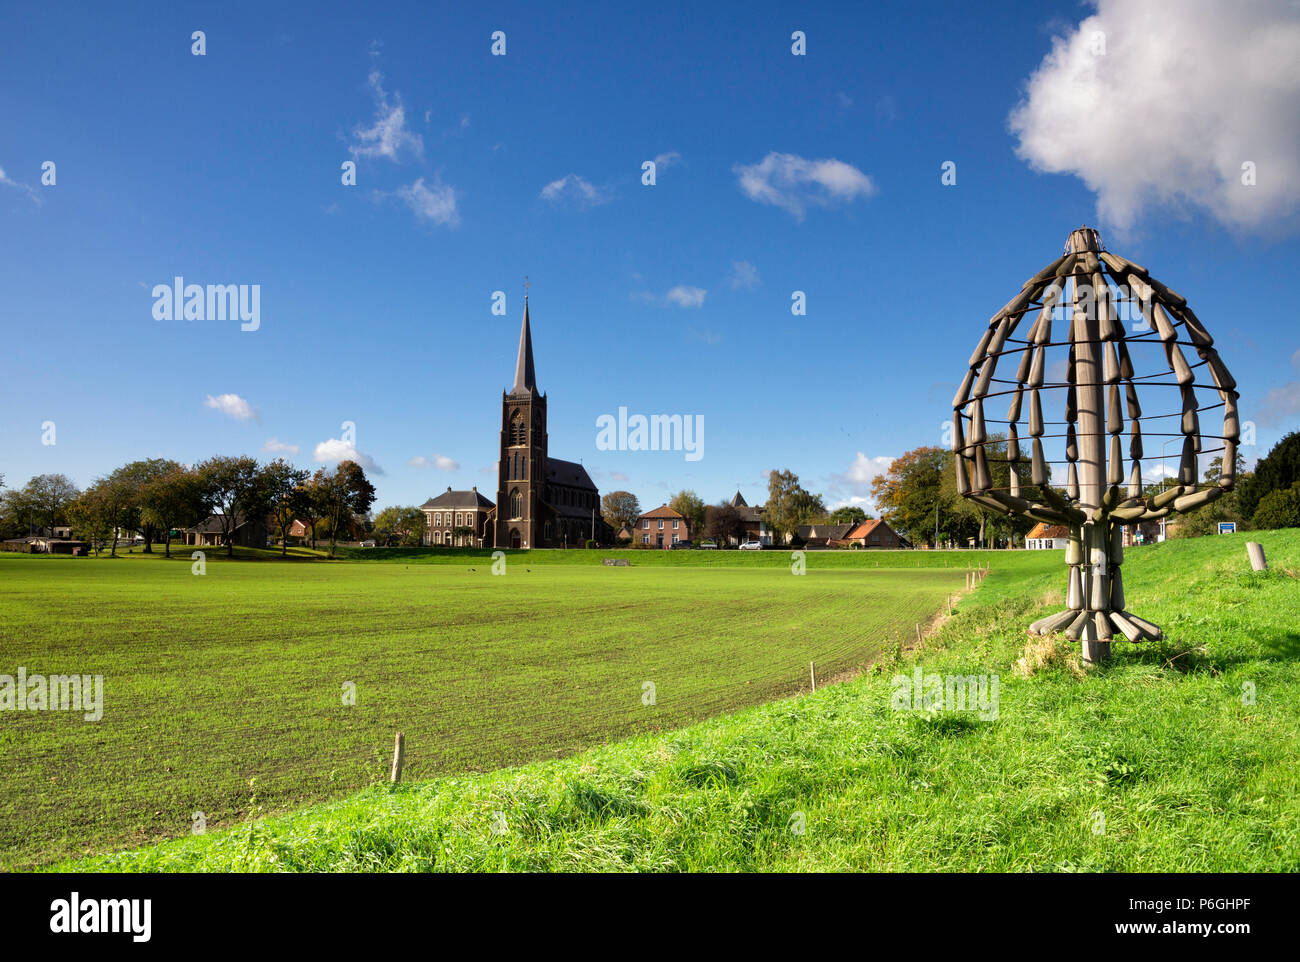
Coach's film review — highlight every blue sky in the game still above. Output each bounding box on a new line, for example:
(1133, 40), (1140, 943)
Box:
(2, 0), (1298, 514)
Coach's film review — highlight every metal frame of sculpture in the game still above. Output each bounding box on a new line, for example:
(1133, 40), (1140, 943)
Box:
(953, 227), (1240, 664)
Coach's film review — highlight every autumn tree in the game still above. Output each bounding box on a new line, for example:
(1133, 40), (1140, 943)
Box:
(600, 490), (640, 533)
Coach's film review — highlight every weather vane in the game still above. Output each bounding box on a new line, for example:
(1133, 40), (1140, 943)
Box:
(952, 226), (1239, 664)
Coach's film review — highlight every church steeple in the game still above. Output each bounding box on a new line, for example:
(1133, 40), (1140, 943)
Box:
(511, 297), (537, 396)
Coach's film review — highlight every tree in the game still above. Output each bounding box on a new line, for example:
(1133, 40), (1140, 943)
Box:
(669, 489), (707, 539)
(762, 470), (826, 544)
(1169, 453), (1249, 539)
(1239, 431), (1300, 521)
(373, 505), (425, 546)
(451, 525), (474, 547)
(114, 460), (182, 551)
(67, 489), (113, 556)
(828, 505), (868, 525)
(297, 475), (327, 550)
(600, 490), (640, 533)
(0, 486), (37, 539)
(704, 502), (742, 545)
(138, 464), (209, 558)
(1252, 483), (1300, 530)
(872, 448), (952, 547)
(22, 474), (81, 536)
(196, 456), (268, 557)
(314, 460), (376, 558)
(261, 459), (311, 556)
(74, 474), (135, 556)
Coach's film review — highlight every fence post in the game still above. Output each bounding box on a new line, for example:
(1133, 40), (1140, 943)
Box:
(810, 661), (816, 692)
(390, 732), (405, 784)
(1246, 542), (1268, 572)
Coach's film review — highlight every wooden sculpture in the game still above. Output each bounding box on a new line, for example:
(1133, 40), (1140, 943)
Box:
(953, 227), (1239, 664)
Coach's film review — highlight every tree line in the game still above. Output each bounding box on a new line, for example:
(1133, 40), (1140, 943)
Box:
(0, 458), (376, 558)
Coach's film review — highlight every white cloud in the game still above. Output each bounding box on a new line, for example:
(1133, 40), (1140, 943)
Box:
(734, 152), (876, 220)
(1009, 0), (1300, 233)
(388, 176), (459, 227)
(1256, 382), (1300, 428)
(539, 174), (608, 208)
(827, 452), (895, 512)
(653, 151), (681, 170)
(1290, 346), (1300, 371)
(350, 67), (423, 162)
(408, 454), (459, 471)
(665, 285), (707, 308)
(262, 438), (299, 454)
(314, 438), (383, 474)
(203, 393), (256, 422)
(730, 260), (760, 290)
(609, 471), (629, 482)
(0, 166), (41, 205)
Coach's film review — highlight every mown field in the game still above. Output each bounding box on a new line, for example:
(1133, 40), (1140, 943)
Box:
(0, 547), (991, 870)
(45, 529), (1300, 873)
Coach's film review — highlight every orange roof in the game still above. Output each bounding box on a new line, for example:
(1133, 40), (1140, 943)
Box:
(845, 519), (891, 539)
(1027, 523), (1070, 539)
(638, 504), (685, 520)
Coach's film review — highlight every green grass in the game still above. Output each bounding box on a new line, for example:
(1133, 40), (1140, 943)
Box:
(0, 547), (989, 870)
(41, 529), (1300, 873)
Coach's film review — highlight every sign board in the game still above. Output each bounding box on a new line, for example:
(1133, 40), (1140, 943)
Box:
(1218, 522), (1237, 534)
(601, 558), (631, 567)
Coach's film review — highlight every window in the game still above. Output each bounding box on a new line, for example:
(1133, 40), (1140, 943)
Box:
(510, 489), (522, 520)
(444, 531), (452, 545)
(545, 522), (552, 541)
(672, 520), (678, 529)
(433, 512), (441, 525)
(672, 535), (679, 544)
(658, 520), (664, 529)
(642, 535), (649, 544)
(433, 531), (442, 545)
(456, 513), (464, 526)
(643, 520), (649, 529)
(511, 411), (526, 445)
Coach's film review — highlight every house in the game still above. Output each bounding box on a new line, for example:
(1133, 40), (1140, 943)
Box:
(726, 490), (771, 545)
(1, 536), (88, 555)
(183, 513), (270, 548)
(1025, 522), (1069, 549)
(420, 487), (495, 547)
(795, 523), (855, 547)
(635, 505), (691, 547)
(843, 518), (905, 549)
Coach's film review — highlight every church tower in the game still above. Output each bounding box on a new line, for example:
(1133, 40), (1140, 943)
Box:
(494, 298), (548, 548)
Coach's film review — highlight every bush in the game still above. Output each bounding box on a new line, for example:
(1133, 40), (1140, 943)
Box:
(1252, 485), (1300, 530)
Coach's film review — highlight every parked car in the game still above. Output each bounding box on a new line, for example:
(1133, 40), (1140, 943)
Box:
(697, 541), (718, 549)
(360, 539), (377, 548)
(670, 540), (693, 549)
(738, 540), (763, 550)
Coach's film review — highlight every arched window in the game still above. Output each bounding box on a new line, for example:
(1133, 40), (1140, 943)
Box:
(544, 521), (552, 541)
(510, 489), (522, 519)
(511, 411), (526, 445)
(433, 530), (442, 545)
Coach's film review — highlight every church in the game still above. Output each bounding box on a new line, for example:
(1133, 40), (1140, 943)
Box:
(421, 298), (609, 549)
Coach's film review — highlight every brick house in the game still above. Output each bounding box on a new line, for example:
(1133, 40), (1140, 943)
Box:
(420, 487), (495, 547)
(1025, 522), (1069, 549)
(843, 518), (904, 549)
(635, 505), (691, 547)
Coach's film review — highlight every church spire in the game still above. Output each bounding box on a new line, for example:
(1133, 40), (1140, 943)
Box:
(511, 296), (537, 396)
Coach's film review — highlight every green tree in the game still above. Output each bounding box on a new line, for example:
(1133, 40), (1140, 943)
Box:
(871, 448), (948, 547)
(21, 473), (81, 537)
(828, 505), (868, 525)
(314, 460), (377, 558)
(1251, 483), (1300, 530)
(196, 456), (268, 557)
(762, 470), (826, 544)
(262, 459), (311, 556)
(704, 502), (742, 545)
(75, 473), (136, 556)
(114, 460), (184, 551)
(374, 505), (426, 546)
(139, 464), (209, 557)
(669, 489), (707, 540)
(1239, 431), (1300, 520)
(1169, 453), (1249, 538)
(600, 490), (640, 533)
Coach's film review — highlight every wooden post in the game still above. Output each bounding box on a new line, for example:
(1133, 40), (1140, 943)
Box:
(390, 731), (405, 784)
(916, 623), (922, 645)
(809, 661), (816, 692)
(1247, 542), (1268, 572)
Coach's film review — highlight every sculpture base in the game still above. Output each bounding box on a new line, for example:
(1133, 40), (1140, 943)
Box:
(1027, 607), (1163, 645)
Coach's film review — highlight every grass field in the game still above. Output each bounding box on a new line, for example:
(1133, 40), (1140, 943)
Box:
(39, 529), (1300, 873)
(0, 547), (991, 870)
